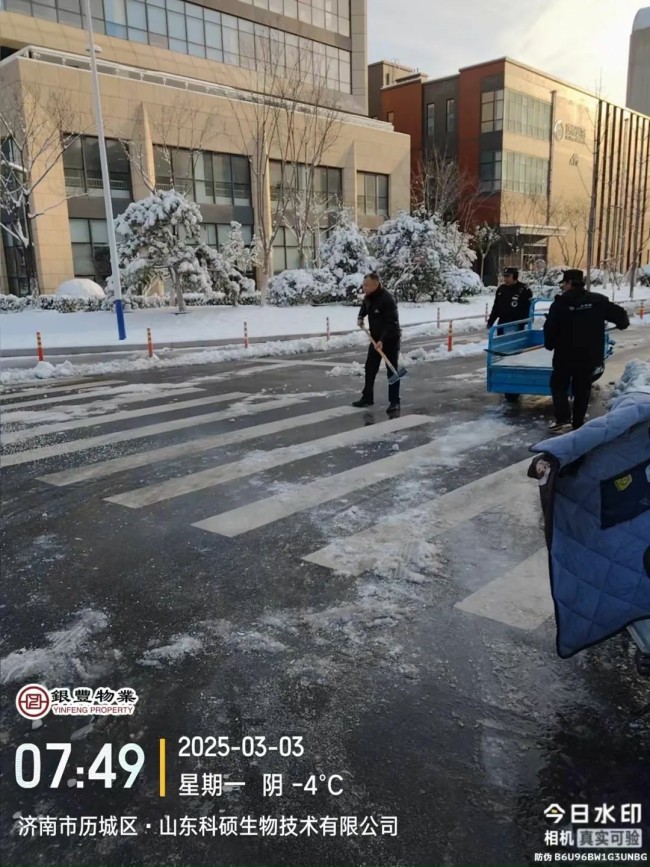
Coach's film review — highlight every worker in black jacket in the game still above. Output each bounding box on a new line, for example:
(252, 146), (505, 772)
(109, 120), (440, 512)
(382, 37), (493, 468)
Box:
(544, 269), (629, 432)
(487, 267), (533, 330)
(353, 272), (401, 415)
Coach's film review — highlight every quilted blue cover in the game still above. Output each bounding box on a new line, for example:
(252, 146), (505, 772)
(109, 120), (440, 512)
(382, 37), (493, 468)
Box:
(532, 392), (650, 658)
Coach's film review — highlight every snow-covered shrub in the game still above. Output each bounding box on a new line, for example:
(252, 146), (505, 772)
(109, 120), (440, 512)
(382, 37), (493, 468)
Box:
(338, 273), (365, 304)
(638, 265), (650, 287)
(56, 278), (106, 299)
(588, 268), (606, 286)
(443, 267), (484, 302)
(39, 295), (106, 313)
(320, 210), (373, 281)
(0, 294), (30, 313)
(267, 269), (337, 306)
(372, 209), (476, 302)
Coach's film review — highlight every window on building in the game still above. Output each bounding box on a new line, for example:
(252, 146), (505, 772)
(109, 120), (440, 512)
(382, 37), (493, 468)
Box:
(153, 147), (251, 205)
(446, 98), (456, 134)
(69, 218), (111, 285)
(63, 136), (131, 198)
(481, 89), (504, 133)
(357, 172), (389, 216)
(273, 226), (311, 272)
(502, 151), (549, 196)
(385, 72), (390, 85)
(505, 90), (552, 141)
(387, 111), (394, 124)
(15, 0), (353, 93)
(426, 103), (435, 149)
(270, 162), (342, 214)
(478, 149), (502, 193)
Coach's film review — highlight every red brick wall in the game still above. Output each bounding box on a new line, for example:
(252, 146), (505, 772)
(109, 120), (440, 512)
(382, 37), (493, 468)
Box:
(380, 79), (423, 196)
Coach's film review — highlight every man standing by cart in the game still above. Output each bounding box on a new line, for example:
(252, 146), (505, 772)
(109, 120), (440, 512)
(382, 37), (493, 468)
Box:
(353, 272), (402, 415)
(544, 269), (629, 433)
(487, 267), (533, 331)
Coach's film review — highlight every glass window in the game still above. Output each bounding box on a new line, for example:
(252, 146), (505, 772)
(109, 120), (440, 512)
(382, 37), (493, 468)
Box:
(446, 98), (456, 134)
(478, 150), (502, 193)
(126, 0), (146, 28)
(104, 0), (126, 24)
(357, 172), (389, 217)
(167, 11), (185, 38)
(69, 218), (90, 243)
(481, 89), (504, 133)
(147, 5), (166, 33)
(186, 16), (204, 44)
(222, 26), (239, 54)
(169, 37), (188, 53)
(205, 22), (222, 48)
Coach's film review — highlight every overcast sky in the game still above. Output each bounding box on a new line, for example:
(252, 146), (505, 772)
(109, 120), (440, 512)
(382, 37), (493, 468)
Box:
(368, 0), (643, 105)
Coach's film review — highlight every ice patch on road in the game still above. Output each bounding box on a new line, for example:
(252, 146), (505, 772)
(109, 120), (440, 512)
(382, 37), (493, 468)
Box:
(0, 609), (110, 684)
(226, 632), (288, 654)
(138, 635), (204, 667)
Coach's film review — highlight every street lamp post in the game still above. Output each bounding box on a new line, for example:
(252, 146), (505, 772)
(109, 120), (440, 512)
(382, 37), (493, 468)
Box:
(81, 0), (126, 340)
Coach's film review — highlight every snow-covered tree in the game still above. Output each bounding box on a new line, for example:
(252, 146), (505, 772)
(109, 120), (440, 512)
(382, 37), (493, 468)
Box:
(372, 209), (476, 302)
(220, 221), (260, 276)
(114, 190), (210, 312)
(473, 222), (501, 281)
(319, 209), (372, 281)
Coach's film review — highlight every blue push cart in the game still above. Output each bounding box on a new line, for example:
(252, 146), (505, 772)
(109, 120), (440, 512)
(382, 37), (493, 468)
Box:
(486, 299), (614, 397)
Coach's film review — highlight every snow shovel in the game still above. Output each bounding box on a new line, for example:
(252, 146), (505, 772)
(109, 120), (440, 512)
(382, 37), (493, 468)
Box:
(361, 324), (408, 386)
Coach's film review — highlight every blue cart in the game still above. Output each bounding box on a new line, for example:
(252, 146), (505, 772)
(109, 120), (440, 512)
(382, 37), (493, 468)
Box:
(486, 300), (614, 397)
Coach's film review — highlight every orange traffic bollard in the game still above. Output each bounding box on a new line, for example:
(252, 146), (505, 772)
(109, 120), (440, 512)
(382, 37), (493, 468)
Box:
(326, 316), (331, 341)
(147, 327), (154, 358)
(36, 331), (44, 362)
(447, 320), (453, 352)
(244, 321), (249, 349)
(485, 302), (489, 323)
(436, 306), (441, 329)
(640, 301), (645, 319)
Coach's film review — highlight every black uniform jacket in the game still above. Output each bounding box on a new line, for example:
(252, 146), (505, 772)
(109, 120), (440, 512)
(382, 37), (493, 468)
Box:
(487, 281), (533, 327)
(543, 288), (629, 369)
(358, 287), (401, 344)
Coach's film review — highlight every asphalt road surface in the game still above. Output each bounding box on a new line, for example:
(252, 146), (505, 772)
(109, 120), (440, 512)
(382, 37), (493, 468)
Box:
(1, 328), (649, 867)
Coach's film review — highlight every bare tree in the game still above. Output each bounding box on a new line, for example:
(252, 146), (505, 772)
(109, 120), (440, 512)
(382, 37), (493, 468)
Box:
(413, 149), (485, 227)
(124, 97), (217, 195)
(553, 197), (590, 268)
(227, 38), (342, 299)
(473, 222), (501, 281)
(0, 82), (82, 294)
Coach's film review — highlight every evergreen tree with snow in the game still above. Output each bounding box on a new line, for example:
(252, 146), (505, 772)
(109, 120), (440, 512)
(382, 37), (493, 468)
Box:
(373, 209), (477, 302)
(114, 190), (211, 312)
(319, 210), (372, 281)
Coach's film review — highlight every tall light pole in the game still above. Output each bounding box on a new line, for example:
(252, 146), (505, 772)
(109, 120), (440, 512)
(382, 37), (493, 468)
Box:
(82, 0), (126, 340)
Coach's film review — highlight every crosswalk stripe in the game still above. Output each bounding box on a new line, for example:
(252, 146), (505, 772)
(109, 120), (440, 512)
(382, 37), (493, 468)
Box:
(192, 422), (513, 538)
(105, 414), (432, 508)
(1, 393), (248, 445)
(304, 459), (531, 574)
(38, 406), (361, 486)
(454, 548), (553, 630)
(1, 386), (204, 417)
(1, 379), (126, 401)
(2, 396), (302, 468)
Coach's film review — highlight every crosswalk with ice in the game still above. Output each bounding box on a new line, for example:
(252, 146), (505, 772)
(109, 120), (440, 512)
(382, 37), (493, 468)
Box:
(0, 373), (553, 631)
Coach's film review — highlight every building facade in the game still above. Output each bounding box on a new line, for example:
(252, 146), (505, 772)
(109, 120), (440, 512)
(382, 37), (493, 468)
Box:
(375, 57), (650, 284)
(0, 0), (410, 294)
(627, 8), (650, 115)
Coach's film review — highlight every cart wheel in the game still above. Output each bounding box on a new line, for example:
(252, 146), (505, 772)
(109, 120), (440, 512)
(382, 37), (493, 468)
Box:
(504, 393), (520, 403)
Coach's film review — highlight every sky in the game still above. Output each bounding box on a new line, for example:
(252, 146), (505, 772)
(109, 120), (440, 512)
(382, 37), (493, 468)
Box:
(368, 0), (643, 105)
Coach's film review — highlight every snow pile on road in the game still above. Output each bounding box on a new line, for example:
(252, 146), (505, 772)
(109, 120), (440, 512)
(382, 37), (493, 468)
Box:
(327, 362), (364, 377)
(56, 278), (106, 299)
(613, 360), (650, 396)
(138, 635), (204, 667)
(0, 609), (110, 685)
